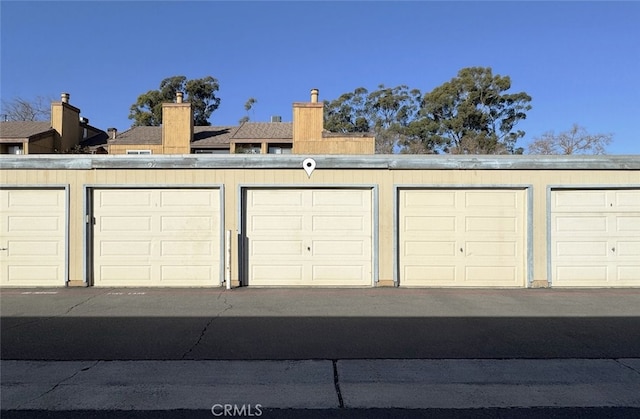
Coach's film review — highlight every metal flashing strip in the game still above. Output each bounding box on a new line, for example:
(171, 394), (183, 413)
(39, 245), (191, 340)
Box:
(2, 154), (639, 171)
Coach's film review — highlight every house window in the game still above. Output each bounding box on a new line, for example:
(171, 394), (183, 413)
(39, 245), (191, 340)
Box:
(126, 150), (152, 155)
(268, 144), (292, 154)
(234, 144), (261, 154)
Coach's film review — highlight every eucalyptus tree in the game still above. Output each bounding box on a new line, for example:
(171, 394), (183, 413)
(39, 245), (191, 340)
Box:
(419, 67), (532, 154)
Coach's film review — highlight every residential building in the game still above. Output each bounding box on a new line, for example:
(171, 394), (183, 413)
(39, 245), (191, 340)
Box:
(0, 93), (108, 154)
(107, 89), (375, 155)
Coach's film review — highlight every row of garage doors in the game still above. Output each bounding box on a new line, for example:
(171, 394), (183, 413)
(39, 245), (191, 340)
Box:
(1, 187), (639, 287)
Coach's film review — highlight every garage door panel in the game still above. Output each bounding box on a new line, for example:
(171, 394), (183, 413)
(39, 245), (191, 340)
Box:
(252, 240), (304, 256)
(252, 265), (303, 282)
(404, 216), (456, 232)
(312, 190), (367, 208)
(615, 190), (640, 209)
(251, 190), (304, 208)
(465, 191), (518, 208)
(405, 190), (457, 208)
(100, 266), (152, 282)
(93, 188), (221, 287)
(160, 190), (217, 208)
(399, 189), (526, 287)
(465, 216), (518, 233)
(466, 241), (517, 257)
(312, 215), (365, 232)
(251, 215), (303, 231)
(556, 241), (608, 257)
(405, 241), (456, 256)
(161, 241), (213, 256)
(465, 266), (517, 282)
(98, 190), (153, 207)
(100, 216), (152, 232)
(8, 240), (61, 257)
(617, 216), (640, 232)
(554, 216), (607, 233)
(551, 189), (640, 287)
(617, 241), (640, 257)
(246, 188), (373, 286)
(101, 241), (151, 256)
(313, 240), (365, 257)
(160, 216), (212, 232)
(6, 189), (62, 207)
(404, 266), (457, 284)
(557, 266), (608, 282)
(8, 266), (60, 282)
(1, 189), (66, 287)
(161, 265), (212, 281)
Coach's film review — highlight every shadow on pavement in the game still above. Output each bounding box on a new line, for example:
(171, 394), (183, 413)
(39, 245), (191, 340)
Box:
(2, 316), (640, 360)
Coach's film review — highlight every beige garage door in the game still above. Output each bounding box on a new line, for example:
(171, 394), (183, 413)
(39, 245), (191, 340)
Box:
(0, 188), (66, 287)
(245, 188), (373, 286)
(399, 189), (526, 287)
(93, 188), (221, 287)
(551, 189), (640, 287)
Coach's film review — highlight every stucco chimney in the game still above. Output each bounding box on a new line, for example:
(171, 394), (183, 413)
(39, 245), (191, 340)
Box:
(176, 92), (184, 103)
(107, 128), (117, 139)
(61, 93), (70, 103)
(310, 88), (319, 103)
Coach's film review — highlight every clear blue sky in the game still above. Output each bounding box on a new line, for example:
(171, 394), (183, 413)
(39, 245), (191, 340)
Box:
(2, 1), (639, 154)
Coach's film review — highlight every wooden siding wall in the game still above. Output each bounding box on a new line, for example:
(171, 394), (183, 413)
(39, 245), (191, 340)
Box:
(2, 162), (639, 287)
(108, 144), (164, 154)
(293, 139), (375, 155)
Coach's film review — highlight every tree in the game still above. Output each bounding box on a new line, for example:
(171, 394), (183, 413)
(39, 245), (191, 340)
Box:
(239, 97), (257, 124)
(128, 76), (221, 126)
(418, 67), (532, 154)
(1, 96), (52, 121)
(527, 124), (613, 155)
(324, 85), (423, 154)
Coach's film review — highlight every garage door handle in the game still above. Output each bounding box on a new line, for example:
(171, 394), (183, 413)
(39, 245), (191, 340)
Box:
(0, 247), (7, 251)
(611, 247), (616, 252)
(460, 248), (464, 253)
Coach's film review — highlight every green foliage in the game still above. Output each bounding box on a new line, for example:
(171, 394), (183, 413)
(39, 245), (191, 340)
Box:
(419, 67), (532, 154)
(129, 76), (221, 126)
(323, 67), (532, 154)
(239, 97), (257, 124)
(323, 85), (422, 154)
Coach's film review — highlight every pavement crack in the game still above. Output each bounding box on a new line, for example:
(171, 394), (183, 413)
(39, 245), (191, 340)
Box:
(16, 360), (100, 409)
(181, 291), (233, 359)
(615, 358), (640, 376)
(63, 289), (112, 315)
(332, 360), (345, 409)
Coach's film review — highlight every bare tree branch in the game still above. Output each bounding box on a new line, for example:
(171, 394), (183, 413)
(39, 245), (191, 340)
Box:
(1, 96), (52, 121)
(527, 124), (613, 155)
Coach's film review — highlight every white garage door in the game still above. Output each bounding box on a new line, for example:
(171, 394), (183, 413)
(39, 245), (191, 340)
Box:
(551, 189), (640, 287)
(93, 188), (221, 287)
(399, 189), (526, 287)
(245, 188), (373, 286)
(0, 188), (66, 287)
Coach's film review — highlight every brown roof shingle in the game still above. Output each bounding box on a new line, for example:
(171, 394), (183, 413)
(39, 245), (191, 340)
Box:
(0, 121), (53, 138)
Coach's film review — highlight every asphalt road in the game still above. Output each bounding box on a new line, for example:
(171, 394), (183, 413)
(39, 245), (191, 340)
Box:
(2, 287), (640, 360)
(2, 287), (640, 417)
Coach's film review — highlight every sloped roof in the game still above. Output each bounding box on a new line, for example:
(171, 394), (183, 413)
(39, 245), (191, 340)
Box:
(110, 122), (293, 148)
(109, 126), (162, 145)
(0, 121), (53, 139)
(232, 122), (292, 140)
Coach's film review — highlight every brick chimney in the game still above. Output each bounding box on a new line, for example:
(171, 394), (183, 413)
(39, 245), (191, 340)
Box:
(161, 91), (193, 154)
